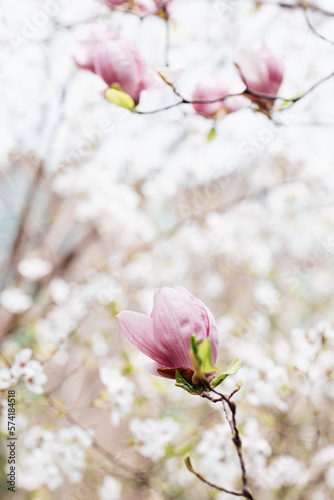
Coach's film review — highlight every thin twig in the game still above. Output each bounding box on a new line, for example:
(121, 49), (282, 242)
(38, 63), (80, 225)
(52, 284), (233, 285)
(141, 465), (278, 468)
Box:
(185, 456), (244, 496)
(255, 1), (334, 16)
(198, 384), (255, 500)
(304, 4), (334, 45)
(136, 70), (334, 115)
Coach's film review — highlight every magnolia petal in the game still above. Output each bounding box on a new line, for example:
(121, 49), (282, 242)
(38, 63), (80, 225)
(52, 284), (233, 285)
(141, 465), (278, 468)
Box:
(152, 287), (209, 369)
(117, 311), (172, 366)
(206, 308), (219, 366)
(143, 361), (166, 377)
(173, 287), (218, 366)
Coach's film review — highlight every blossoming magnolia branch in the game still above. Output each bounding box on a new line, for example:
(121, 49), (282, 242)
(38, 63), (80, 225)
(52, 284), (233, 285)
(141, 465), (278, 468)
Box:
(117, 286), (252, 499)
(73, 6), (334, 125)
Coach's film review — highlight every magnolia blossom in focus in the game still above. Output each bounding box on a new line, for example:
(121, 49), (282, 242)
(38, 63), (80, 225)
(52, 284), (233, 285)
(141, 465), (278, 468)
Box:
(235, 45), (283, 110)
(192, 78), (241, 119)
(74, 24), (149, 103)
(117, 286), (218, 382)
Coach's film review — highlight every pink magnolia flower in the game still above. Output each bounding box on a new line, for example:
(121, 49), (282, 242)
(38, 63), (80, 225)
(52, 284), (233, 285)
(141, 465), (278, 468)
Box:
(74, 23), (115, 73)
(235, 45), (283, 109)
(192, 78), (241, 119)
(117, 287), (219, 383)
(74, 24), (148, 104)
(105, 0), (127, 6)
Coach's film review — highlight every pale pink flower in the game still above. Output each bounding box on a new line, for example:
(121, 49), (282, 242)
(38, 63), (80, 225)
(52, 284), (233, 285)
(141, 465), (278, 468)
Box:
(74, 23), (115, 72)
(235, 45), (283, 109)
(117, 287), (218, 381)
(74, 25), (148, 104)
(105, 0), (126, 6)
(192, 78), (241, 119)
(94, 39), (147, 103)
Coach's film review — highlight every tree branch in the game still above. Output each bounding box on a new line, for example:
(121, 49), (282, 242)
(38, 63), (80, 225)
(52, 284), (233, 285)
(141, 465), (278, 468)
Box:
(136, 69), (334, 115)
(185, 455), (244, 496)
(303, 4), (334, 45)
(0, 159), (44, 290)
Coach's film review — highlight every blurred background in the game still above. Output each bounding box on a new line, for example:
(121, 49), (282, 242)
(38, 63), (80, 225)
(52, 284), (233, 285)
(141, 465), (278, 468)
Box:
(1, 0), (334, 499)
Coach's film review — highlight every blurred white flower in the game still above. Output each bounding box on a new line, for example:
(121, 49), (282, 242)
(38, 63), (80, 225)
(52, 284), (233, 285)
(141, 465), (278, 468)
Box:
(265, 455), (309, 488)
(129, 417), (180, 460)
(59, 426), (93, 448)
(23, 361), (47, 394)
(196, 423), (238, 487)
(99, 476), (122, 500)
(0, 288), (33, 314)
(11, 348), (47, 394)
(18, 425), (93, 491)
(49, 278), (70, 305)
(91, 332), (109, 357)
(11, 348), (33, 378)
(99, 367), (135, 426)
(18, 258), (53, 281)
(0, 367), (16, 389)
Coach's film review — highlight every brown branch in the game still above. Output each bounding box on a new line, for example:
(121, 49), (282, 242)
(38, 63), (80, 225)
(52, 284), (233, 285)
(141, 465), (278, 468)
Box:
(0, 159), (44, 288)
(304, 4), (334, 45)
(256, 1), (334, 16)
(136, 70), (334, 115)
(185, 456), (244, 496)
(197, 385), (255, 500)
(45, 358), (87, 395)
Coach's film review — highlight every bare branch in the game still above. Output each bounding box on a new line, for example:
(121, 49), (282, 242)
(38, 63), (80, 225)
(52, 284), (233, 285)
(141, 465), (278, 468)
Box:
(304, 4), (334, 45)
(198, 385), (255, 500)
(185, 455), (244, 496)
(136, 69), (334, 115)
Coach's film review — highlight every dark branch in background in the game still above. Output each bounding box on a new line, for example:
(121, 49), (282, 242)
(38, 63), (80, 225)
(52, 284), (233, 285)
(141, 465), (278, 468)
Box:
(303, 4), (334, 46)
(0, 159), (44, 290)
(256, 1), (334, 16)
(185, 456), (245, 497)
(186, 383), (255, 500)
(136, 69), (334, 115)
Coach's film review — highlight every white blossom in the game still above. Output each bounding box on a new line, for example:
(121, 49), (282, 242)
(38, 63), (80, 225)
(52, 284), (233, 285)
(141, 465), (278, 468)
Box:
(99, 476), (122, 500)
(11, 349), (47, 394)
(0, 368), (16, 390)
(100, 367), (135, 426)
(17, 425), (93, 491)
(129, 417), (181, 460)
(18, 258), (53, 281)
(0, 288), (33, 314)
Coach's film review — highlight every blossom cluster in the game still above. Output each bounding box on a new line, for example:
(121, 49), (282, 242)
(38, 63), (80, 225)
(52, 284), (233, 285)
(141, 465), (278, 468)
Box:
(1, 0), (334, 500)
(0, 349), (47, 394)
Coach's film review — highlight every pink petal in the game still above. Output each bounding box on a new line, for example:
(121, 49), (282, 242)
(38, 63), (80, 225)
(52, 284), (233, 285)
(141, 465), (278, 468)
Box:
(94, 39), (146, 103)
(117, 311), (172, 366)
(152, 287), (209, 369)
(175, 286), (219, 365)
(143, 361), (167, 377)
(206, 307), (219, 365)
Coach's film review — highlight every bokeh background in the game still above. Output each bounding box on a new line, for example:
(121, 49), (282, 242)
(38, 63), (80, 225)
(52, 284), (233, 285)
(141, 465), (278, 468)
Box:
(1, 0), (334, 499)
